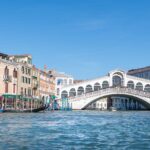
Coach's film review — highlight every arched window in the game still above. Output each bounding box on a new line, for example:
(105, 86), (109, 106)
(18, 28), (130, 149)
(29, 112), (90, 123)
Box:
(85, 85), (93, 93)
(144, 84), (150, 92)
(135, 82), (143, 91)
(94, 83), (101, 91)
(77, 87), (84, 95)
(13, 68), (17, 78)
(102, 81), (109, 89)
(4, 66), (9, 79)
(112, 76), (122, 87)
(61, 90), (68, 99)
(127, 81), (134, 89)
(22, 66), (24, 73)
(69, 88), (76, 97)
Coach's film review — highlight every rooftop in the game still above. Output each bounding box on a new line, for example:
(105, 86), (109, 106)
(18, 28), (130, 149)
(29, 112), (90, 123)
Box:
(9, 54), (32, 58)
(0, 52), (9, 59)
(128, 66), (150, 74)
(49, 70), (72, 78)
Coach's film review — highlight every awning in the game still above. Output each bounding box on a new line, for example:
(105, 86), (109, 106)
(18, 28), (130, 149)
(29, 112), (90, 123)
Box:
(2, 94), (21, 99)
(50, 95), (56, 100)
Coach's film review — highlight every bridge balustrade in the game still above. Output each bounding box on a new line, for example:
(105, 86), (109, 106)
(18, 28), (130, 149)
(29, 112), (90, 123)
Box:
(66, 87), (150, 102)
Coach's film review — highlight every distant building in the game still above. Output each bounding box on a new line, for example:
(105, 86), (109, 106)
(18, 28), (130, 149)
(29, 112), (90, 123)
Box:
(39, 69), (51, 103)
(128, 66), (150, 80)
(0, 52), (9, 60)
(49, 70), (74, 97)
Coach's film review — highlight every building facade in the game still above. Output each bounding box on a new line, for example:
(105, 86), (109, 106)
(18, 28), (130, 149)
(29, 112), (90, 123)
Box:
(49, 70), (74, 97)
(128, 66), (150, 80)
(39, 69), (51, 103)
(32, 66), (40, 99)
(9, 55), (32, 97)
(0, 52), (75, 108)
(0, 55), (18, 95)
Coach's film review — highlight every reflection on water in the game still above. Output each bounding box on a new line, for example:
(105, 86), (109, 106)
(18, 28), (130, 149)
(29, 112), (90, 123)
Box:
(0, 111), (150, 150)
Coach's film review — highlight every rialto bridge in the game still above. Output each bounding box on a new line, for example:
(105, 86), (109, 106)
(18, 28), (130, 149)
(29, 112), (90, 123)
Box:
(59, 70), (150, 110)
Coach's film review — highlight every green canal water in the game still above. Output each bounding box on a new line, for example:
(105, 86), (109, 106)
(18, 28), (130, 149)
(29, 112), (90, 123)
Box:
(0, 111), (150, 150)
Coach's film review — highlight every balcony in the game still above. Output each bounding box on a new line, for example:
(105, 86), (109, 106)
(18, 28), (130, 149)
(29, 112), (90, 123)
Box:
(33, 83), (38, 89)
(3, 75), (12, 82)
(32, 75), (37, 79)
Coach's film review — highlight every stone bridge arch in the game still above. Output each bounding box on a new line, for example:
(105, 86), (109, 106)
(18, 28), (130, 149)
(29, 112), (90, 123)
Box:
(66, 87), (150, 110)
(82, 93), (150, 110)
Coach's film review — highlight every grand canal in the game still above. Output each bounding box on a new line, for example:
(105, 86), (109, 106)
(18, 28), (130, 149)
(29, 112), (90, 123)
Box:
(0, 111), (150, 150)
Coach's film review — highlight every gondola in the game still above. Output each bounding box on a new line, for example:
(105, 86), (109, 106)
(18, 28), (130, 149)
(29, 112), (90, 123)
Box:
(3, 104), (49, 113)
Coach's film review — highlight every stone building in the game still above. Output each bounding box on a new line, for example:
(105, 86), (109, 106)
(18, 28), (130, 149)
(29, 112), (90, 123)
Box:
(128, 66), (150, 80)
(49, 69), (74, 97)
(39, 67), (51, 103)
(9, 54), (32, 97)
(0, 53), (18, 95)
(32, 65), (40, 99)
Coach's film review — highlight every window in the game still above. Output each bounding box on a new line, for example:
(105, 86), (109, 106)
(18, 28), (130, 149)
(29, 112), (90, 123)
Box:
(4, 66), (9, 79)
(28, 69), (31, 75)
(25, 68), (28, 75)
(28, 58), (32, 64)
(21, 87), (23, 95)
(13, 69), (17, 78)
(113, 76), (122, 87)
(22, 66), (24, 73)
(102, 81), (109, 89)
(22, 76), (24, 83)
(57, 79), (63, 85)
(25, 77), (28, 83)
(28, 78), (31, 84)
(24, 88), (27, 95)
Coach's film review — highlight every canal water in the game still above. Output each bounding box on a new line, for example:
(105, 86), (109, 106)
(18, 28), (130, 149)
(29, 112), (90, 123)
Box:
(0, 111), (150, 150)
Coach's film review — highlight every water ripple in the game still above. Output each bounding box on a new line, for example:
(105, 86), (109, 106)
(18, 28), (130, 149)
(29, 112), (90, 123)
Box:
(0, 111), (150, 149)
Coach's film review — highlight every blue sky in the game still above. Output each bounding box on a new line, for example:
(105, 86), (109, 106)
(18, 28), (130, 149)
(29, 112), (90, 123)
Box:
(0, 0), (150, 79)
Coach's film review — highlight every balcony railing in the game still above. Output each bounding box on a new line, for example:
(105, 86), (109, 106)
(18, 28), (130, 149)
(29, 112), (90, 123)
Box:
(33, 83), (38, 89)
(66, 87), (150, 102)
(3, 75), (12, 82)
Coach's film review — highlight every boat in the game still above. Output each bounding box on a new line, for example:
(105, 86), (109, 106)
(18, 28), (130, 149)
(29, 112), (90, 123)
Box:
(3, 104), (49, 113)
(109, 107), (117, 111)
(0, 109), (3, 113)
